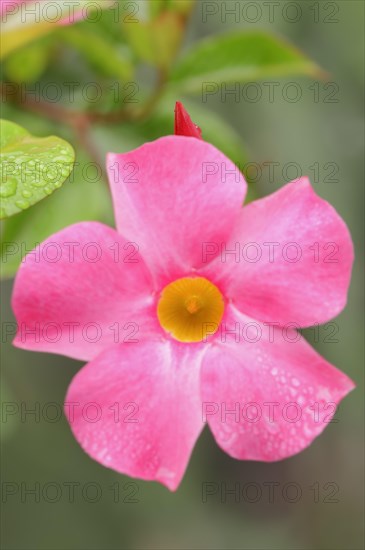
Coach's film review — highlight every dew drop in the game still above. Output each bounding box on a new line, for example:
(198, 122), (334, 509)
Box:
(31, 179), (46, 188)
(0, 178), (17, 198)
(15, 199), (29, 210)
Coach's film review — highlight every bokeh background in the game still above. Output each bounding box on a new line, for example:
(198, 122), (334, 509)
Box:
(1, 1), (364, 549)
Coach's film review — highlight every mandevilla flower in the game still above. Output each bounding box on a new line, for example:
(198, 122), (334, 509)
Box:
(12, 103), (355, 491)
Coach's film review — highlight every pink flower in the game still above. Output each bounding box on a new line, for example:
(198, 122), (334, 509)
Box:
(12, 104), (355, 491)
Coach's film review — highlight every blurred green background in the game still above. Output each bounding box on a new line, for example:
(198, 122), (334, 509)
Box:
(1, 1), (364, 549)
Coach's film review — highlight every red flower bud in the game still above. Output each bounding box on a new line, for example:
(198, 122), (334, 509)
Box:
(174, 101), (202, 139)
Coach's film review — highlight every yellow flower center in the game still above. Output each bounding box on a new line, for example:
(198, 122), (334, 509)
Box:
(157, 277), (224, 343)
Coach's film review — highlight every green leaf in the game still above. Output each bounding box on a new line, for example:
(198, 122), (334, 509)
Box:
(148, 0), (168, 18)
(3, 39), (51, 83)
(0, 120), (75, 219)
(0, 19), (53, 60)
(0, 154), (112, 278)
(169, 31), (323, 93)
(123, 12), (184, 69)
(148, 0), (195, 17)
(58, 27), (133, 81)
(168, 0), (195, 15)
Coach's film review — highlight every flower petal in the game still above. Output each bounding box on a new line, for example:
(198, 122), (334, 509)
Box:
(65, 340), (206, 491)
(201, 177), (354, 327)
(107, 136), (246, 287)
(201, 305), (355, 461)
(12, 222), (157, 361)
